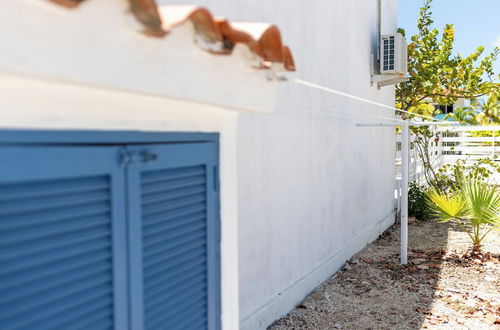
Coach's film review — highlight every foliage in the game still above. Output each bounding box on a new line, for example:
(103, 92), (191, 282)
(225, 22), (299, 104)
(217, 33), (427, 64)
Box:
(447, 96), (500, 125)
(444, 107), (477, 125)
(472, 94), (500, 125)
(396, 0), (499, 189)
(408, 182), (432, 220)
(468, 129), (499, 146)
(427, 179), (500, 252)
(433, 158), (500, 192)
(469, 130), (495, 137)
(412, 158), (499, 222)
(396, 0), (499, 113)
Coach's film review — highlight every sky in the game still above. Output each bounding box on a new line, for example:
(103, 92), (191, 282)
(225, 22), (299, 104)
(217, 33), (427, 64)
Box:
(398, 0), (500, 74)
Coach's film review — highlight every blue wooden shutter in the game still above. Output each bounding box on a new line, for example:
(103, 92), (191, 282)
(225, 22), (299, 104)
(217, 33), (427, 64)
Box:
(126, 143), (220, 330)
(0, 146), (128, 330)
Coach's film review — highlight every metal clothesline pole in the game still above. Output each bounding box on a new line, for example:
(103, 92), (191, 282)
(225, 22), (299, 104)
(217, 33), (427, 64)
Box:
(400, 122), (409, 264)
(356, 121), (458, 265)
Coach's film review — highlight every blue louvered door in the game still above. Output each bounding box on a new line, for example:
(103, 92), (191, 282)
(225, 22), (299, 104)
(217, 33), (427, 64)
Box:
(0, 146), (128, 330)
(126, 142), (220, 330)
(0, 138), (220, 330)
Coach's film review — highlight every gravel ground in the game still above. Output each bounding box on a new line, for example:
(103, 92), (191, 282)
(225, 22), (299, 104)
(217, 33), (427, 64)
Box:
(268, 220), (500, 330)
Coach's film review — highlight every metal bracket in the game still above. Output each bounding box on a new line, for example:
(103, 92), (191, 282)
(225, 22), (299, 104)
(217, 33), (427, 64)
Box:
(119, 149), (158, 165)
(370, 53), (408, 88)
(372, 75), (409, 88)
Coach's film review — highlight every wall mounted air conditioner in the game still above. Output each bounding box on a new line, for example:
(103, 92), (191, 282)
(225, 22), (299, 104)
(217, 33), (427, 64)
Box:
(371, 32), (408, 88)
(380, 33), (407, 75)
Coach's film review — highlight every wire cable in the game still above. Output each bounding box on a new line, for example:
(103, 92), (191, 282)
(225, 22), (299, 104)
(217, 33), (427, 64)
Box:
(279, 99), (408, 124)
(293, 78), (438, 122)
(276, 107), (400, 127)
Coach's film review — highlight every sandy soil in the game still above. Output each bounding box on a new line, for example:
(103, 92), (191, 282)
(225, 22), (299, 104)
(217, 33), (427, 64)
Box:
(268, 220), (500, 330)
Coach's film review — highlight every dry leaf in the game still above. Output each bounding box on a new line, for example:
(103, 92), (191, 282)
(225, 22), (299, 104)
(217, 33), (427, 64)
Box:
(416, 307), (432, 314)
(407, 266), (418, 272)
(412, 258), (427, 265)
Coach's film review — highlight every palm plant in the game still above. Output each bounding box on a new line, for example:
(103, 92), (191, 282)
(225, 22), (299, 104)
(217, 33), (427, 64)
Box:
(427, 179), (500, 253)
(444, 107), (477, 125)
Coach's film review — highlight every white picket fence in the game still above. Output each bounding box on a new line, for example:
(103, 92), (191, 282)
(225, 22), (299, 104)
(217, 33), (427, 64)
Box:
(395, 125), (500, 209)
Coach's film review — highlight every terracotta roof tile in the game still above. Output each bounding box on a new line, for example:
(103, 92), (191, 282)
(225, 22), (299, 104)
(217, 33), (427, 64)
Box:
(159, 5), (222, 43)
(47, 0), (85, 8)
(128, 0), (165, 36)
(46, 0), (295, 71)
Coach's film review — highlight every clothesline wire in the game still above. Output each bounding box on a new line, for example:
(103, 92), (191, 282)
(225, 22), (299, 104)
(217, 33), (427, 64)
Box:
(276, 105), (400, 126)
(282, 106), (394, 124)
(292, 78), (438, 122)
(279, 99), (408, 124)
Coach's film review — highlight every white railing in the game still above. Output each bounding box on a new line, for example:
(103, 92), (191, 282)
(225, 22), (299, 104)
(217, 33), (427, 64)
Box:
(439, 125), (499, 162)
(396, 125), (500, 184)
(395, 131), (444, 185)
(395, 125), (499, 207)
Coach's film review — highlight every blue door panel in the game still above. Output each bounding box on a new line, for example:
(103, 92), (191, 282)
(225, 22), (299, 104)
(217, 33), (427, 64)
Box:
(126, 143), (219, 330)
(0, 146), (128, 330)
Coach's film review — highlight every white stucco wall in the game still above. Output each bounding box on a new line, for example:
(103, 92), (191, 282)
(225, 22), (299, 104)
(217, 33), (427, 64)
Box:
(159, 0), (399, 328)
(2, 0), (399, 329)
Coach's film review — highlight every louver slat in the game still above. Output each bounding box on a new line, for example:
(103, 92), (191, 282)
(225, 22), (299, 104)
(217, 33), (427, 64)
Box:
(0, 176), (109, 202)
(141, 165), (209, 330)
(145, 257), (207, 294)
(146, 273), (207, 312)
(169, 313), (208, 330)
(0, 175), (115, 330)
(144, 245), (206, 282)
(0, 189), (110, 216)
(1, 221), (112, 260)
(162, 302), (208, 329)
(0, 202), (112, 231)
(142, 211), (205, 237)
(0, 259), (111, 303)
(147, 286), (207, 329)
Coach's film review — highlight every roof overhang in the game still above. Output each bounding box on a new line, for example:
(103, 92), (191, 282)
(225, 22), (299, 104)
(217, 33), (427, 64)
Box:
(0, 1), (296, 113)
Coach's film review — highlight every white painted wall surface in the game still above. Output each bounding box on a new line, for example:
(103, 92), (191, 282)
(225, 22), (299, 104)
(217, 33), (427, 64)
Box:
(157, 0), (399, 328)
(2, 0), (399, 329)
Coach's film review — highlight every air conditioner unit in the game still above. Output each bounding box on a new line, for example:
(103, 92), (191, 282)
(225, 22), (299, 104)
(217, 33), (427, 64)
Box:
(380, 33), (407, 75)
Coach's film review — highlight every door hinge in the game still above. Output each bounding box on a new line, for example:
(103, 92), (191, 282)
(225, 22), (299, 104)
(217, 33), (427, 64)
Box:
(119, 149), (158, 165)
(213, 166), (219, 192)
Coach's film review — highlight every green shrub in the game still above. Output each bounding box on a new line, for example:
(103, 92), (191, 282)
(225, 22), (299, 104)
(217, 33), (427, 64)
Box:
(408, 182), (431, 220)
(433, 158), (500, 193)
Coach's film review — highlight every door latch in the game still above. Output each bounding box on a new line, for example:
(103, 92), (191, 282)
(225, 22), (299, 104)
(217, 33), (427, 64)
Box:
(119, 149), (158, 165)
(139, 150), (158, 163)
